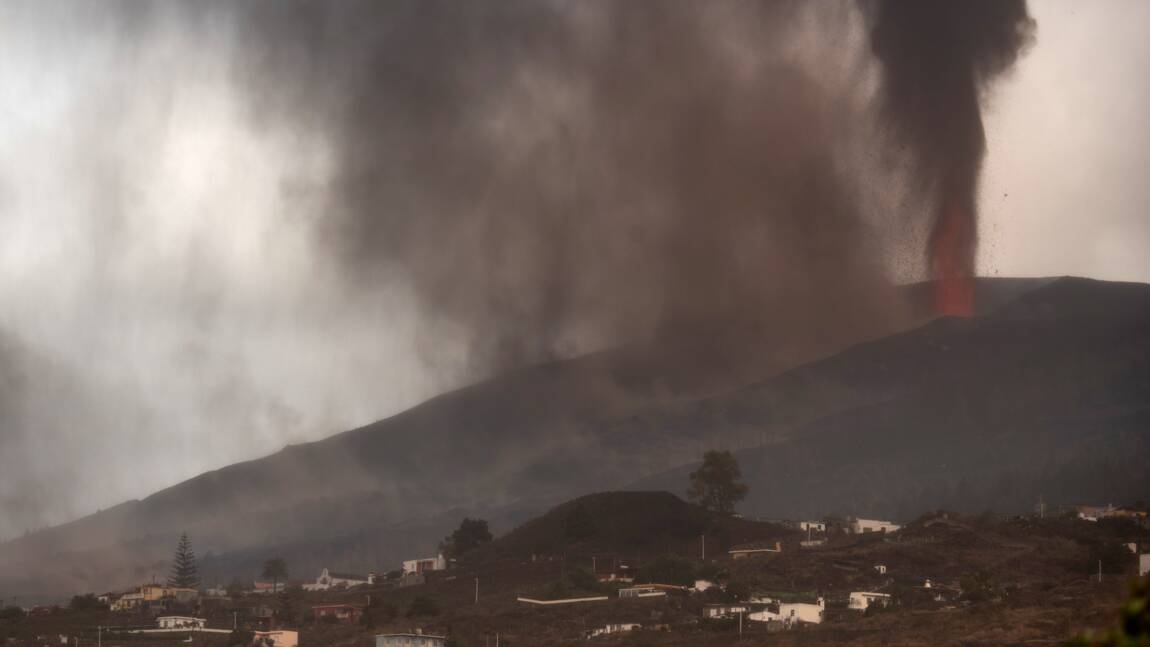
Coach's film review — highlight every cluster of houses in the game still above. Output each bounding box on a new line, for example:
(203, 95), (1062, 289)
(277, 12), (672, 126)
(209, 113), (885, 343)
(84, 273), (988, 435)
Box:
(40, 507), (1150, 644)
(522, 516), (913, 639)
(1076, 504), (1150, 524)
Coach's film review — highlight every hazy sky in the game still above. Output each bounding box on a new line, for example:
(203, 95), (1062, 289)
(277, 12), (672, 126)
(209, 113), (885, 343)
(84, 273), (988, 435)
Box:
(0, 0), (1147, 539)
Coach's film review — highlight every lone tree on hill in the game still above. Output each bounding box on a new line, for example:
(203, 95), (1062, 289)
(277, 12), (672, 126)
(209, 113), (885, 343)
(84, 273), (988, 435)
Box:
(261, 557), (289, 593)
(441, 518), (493, 558)
(167, 532), (200, 589)
(687, 450), (748, 514)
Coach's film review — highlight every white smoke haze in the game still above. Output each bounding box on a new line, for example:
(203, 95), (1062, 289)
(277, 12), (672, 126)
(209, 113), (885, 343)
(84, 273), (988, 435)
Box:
(0, 0), (1147, 543)
(0, 1), (466, 539)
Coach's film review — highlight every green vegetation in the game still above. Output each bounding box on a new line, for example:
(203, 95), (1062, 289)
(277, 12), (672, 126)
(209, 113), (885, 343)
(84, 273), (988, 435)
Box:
(687, 450), (748, 514)
(167, 531), (200, 589)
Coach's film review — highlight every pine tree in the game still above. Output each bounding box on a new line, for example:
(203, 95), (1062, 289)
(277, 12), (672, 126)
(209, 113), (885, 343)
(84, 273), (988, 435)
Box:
(168, 532), (200, 589)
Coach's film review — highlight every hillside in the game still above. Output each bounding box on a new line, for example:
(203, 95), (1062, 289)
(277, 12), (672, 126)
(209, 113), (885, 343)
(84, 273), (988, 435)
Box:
(1, 276), (1147, 598)
(631, 277), (1150, 520)
(3, 491), (1147, 646)
(474, 491), (794, 562)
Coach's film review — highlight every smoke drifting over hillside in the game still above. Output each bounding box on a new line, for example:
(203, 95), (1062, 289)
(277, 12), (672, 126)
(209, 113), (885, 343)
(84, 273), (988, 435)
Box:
(0, 1), (1034, 537)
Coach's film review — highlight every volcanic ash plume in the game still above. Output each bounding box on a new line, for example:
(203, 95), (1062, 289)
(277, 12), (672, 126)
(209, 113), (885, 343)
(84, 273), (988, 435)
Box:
(232, 1), (910, 377)
(866, 0), (1035, 316)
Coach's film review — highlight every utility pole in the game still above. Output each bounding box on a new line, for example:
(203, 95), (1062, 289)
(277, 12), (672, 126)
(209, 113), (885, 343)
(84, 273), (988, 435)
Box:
(701, 534), (706, 560)
(1098, 560), (1102, 583)
(738, 610), (743, 638)
(97, 626), (102, 647)
(475, 577), (479, 604)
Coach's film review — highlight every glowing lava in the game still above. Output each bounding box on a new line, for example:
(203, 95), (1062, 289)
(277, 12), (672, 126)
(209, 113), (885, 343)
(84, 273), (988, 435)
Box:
(929, 198), (975, 317)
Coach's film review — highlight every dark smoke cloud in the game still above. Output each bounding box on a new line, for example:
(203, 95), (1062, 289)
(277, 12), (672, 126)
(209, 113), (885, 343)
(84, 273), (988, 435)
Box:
(226, 1), (912, 376)
(865, 0), (1035, 304)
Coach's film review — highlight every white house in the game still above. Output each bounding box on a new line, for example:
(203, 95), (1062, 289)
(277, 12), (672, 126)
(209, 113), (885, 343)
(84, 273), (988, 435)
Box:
(748, 598), (825, 625)
(1140, 554), (1149, 577)
(693, 579), (717, 593)
(302, 568), (371, 591)
(874, 564), (888, 575)
(587, 623), (640, 638)
(799, 521), (826, 533)
(402, 554), (447, 575)
(850, 518), (901, 534)
(848, 592), (891, 611)
(376, 631), (447, 647)
(252, 630), (299, 647)
(703, 604), (747, 619)
(157, 616), (206, 630)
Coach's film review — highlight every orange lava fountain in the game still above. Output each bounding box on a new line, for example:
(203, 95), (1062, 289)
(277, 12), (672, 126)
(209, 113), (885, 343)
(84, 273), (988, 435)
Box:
(929, 198), (975, 317)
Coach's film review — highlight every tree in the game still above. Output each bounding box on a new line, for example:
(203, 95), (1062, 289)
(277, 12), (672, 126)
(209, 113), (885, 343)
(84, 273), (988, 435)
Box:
(441, 518), (493, 558)
(686, 450), (748, 514)
(168, 532), (200, 589)
(261, 557), (289, 594)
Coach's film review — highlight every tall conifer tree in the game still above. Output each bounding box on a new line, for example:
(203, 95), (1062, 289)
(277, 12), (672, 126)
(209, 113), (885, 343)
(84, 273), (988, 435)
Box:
(168, 532), (200, 589)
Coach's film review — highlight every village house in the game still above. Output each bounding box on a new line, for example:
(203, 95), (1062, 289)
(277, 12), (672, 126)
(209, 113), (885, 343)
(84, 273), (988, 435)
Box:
(586, 623), (641, 638)
(1077, 504), (1114, 521)
(376, 630), (447, 647)
(703, 603), (747, 619)
(848, 591), (892, 611)
(302, 567), (371, 591)
(749, 598), (825, 625)
(693, 579), (717, 593)
(111, 584), (198, 611)
(157, 616), (207, 629)
(728, 541), (782, 559)
(798, 521), (826, 533)
(850, 518), (901, 534)
(252, 629), (299, 647)
(252, 581), (287, 595)
(874, 564), (888, 575)
(312, 603), (365, 624)
(591, 555), (634, 583)
(1140, 554), (1149, 577)
(402, 554), (447, 576)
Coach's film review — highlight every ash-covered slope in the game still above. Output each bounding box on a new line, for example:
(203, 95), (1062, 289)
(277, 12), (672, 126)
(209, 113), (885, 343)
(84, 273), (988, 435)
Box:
(632, 276), (1150, 520)
(2, 276), (1139, 598)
